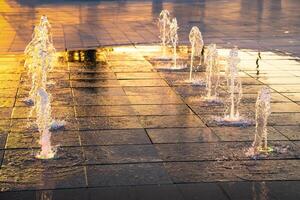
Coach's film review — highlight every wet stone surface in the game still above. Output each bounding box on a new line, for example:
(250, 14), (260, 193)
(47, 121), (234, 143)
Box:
(0, 45), (299, 198)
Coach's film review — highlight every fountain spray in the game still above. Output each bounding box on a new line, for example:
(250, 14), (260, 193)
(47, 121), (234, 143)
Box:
(253, 87), (272, 152)
(24, 16), (56, 104)
(169, 18), (179, 69)
(35, 88), (56, 159)
(189, 26), (203, 82)
(224, 46), (243, 121)
(204, 44), (220, 101)
(158, 10), (171, 57)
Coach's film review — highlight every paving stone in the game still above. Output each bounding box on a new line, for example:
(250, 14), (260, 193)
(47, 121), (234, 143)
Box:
(0, 98), (15, 108)
(147, 128), (219, 143)
(116, 72), (161, 79)
(0, 89), (17, 98)
(77, 116), (142, 130)
(87, 185), (184, 200)
(138, 115), (205, 128)
(86, 163), (172, 187)
(6, 131), (80, 149)
(73, 87), (126, 96)
(211, 126), (288, 142)
(0, 107), (12, 119)
(0, 191), (35, 200)
(123, 87), (176, 96)
(132, 104), (193, 116)
(74, 95), (130, 106)
(80, 129), (150, 146)
(10, 119), (78, 132)
(127, 95), (184, 105)
(70, 72), (117, 80)
(273, 125), (300, 140)
(221, 181), (300, 200)
(0, 119), (11, 133)
(164, 160), (300, 183)
(269, 113), (300, 126)
(12, 106), (74, 119)
(155, 141), (299, 162)
(282, 93), (300, 102)
(119, 79), (168, 87)
(0, 148), (86, 191)
(71, 80), (121, 88)
(84, 145), (161, 164)
(178, 183), (229, 200)
(75, 105), (136, 117)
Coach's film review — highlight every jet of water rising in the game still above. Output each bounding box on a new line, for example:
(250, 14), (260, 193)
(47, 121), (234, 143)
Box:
(205, 44), (220, 101)
(24, 16), (56, 104)
(224, 46), (242, 121)
(169, 18), (179, 69)
(253, 87), (272, 152)
(158, 10), (171, 57)
(189, 26), (203, 82)
(35, 88), (56, 159)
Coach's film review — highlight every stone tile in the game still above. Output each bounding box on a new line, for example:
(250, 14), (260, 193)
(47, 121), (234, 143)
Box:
(147, 128), (219, 143)
(116, 72), (161, 79)
(0, 107), (12, 119)
(0, 191), (35, 200)
(221, 181), (275, 200)
(0, 148), (86, 191)
(164, 161), (242, 183)
(282, 93), (300, 102)
(16, 88), (73, 107)
(172, 85), (207, 98)
(70, 72), (116, 80)
(127, 95), (184, 105)
(74, 95), (130, 106)
(80, 129), (150, 146)
(266, 181), (300, 200)
(221, 181), (300, 200)
(123, 87), (176, 96)
(84, 145), (161, 164)
(73, 87), (126, 97)
(190, 104), (255, 116)
(86, 163), (172, 187)
(269, 113), (300, 126)
(273, 126), (300, 140)
(71, 80), (120, 88)
(87, 185), (184, 200)
(6, 131), (80, 149)
(0, 98), (15, 108)
(211, 126), (288, 142)
(0, 89), (17, 98)
(119, 79), (168, 87)
(270, 85), (300, 93)
(0, 119), (11, 133)
(178, 183), (229, 200)
(271, 102), (300, 113)
(10, 118), (78, 132)
(77, 116), (142, 130)
(138, 115), (205, 128)
(164, 160), (300, 183)
(241, 93), (291, 103)
(75, 105), (136, 117)
(12, 106), (74, 119)
(155, 141), (299, 162)
(132, 104), (193, 116)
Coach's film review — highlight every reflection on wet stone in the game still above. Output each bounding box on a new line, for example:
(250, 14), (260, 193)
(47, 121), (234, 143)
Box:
(0, 29), (299, 197)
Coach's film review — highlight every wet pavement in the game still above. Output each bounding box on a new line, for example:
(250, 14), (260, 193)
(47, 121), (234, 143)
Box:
(0, 0), (300, 199)
(0, 0), (300, 57)
(0, 44), (299, 199)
